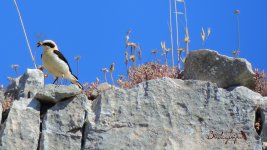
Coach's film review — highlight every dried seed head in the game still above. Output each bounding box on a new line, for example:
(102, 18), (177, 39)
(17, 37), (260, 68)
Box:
(201, 27), (206, 42)
(96, 77), (100, 83)
(184, 27), (190, 43)
(127, 42), (138, 49)
(165, 48), (170, 53)
(234, 9), (240, 15)
(207, 27), (211, 37)
(232, 50), (240, 56)
(83, 82), (89, 88)
(184, 36), (190, 43)
(119, 75), (124, 80)
(7, 77), (15, 81)
(177, 48), (185, 52)
(101, 68), (109, 73)
(74, 56), (81, 61)
(110, 63), (115, 72)
(151, 49), (158, 54)
(11, 64), (19, 69)
(161, 41), (166, 50)
(125, 51), (129, 64)
(117, 79), (123, 86)
(130, 55), (136, 62)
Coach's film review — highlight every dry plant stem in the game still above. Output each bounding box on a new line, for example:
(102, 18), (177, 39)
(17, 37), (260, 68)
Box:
(15, 68), (18, 76)
(183, 0), (189, 56)
(76, 60), (79, 78)
(174, 0), (180, 68)
(133, 47), (137, 68)
(104, 72), (107, 83)
(178, 51), (182, 70)
(169, 0), (175, 68)
(13, 0), (37, 69)
(236, 15), (240, 52)
(110, 72), (115, 86)
(165, 53), (168, 66)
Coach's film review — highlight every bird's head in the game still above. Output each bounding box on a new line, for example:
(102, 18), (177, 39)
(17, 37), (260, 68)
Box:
(37, 40), (58, 50)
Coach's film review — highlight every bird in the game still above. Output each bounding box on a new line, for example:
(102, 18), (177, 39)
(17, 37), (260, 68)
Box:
(37, 40), (83, 89)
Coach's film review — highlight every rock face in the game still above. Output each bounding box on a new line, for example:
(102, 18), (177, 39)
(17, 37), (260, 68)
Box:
(35, 84), (82, 104)
(5, 69), (44, 99)
(0, 77), (266, 150)
(40, 94), (91, 150)
(83, 78), (265, 150)
(184, 50), (255, 89)
(0, 50), (266, 150)
(0, 98), (41, 150)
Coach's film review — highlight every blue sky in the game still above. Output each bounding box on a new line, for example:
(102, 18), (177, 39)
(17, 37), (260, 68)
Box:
(0, 0), (266, 86)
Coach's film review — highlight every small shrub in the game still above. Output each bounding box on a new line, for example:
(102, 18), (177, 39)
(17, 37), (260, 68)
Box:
(254, 69), (267, 96)
(83, 81), (100, 100)
(121, 62), (179, 89)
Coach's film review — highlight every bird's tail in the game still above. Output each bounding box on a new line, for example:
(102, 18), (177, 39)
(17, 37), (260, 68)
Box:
(69, 74), (83, 90)
(74, 81), (83, 90)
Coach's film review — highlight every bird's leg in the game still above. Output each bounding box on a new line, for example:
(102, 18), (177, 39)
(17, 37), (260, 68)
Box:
(53, 77), (59, 84)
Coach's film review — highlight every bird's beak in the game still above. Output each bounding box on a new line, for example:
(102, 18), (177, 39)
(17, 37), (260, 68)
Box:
(37, 41), (43, 47)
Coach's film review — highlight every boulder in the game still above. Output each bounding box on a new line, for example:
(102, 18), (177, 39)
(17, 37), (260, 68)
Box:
(83, 77), (265, 150)
(0, 98), (41, 150)
(40, 94), (91, 150)
(184, 50), (255, 89)
(35, 84), (82, 104)
(5, 69), (44, 99)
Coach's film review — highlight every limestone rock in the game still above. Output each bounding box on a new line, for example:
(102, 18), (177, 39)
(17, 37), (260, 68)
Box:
(184, 50), (255, 89)
(97, 82), (112, 92)
(0, 102), (2, 124)
(40, 94), (91, 150)
(0, 98), (41, 150)
(35, 84), (82, 104)
(89, 82), (112, 100)
(83, 78), (264, 150)
(5, 69), (44, 99)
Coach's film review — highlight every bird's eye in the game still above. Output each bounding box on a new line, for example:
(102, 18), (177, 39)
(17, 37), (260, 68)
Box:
(43, 42), (55, 48)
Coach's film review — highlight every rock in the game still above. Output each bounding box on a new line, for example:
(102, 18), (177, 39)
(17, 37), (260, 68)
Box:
(0, 102), (2, 123)
(35, 84), (82, 104)
(40, 94), (91, 150)
(5, 69), (44, 99)
(97, 82), (112, 92)
(0, 89), (5, 102)
(0, 98), (41, 150)
(184, 50), (255, 89)
(89, 82), (112, 100)
(83, 77), (264, 150)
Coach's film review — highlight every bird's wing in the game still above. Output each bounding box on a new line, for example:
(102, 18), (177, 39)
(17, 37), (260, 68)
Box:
(53, 50), (76, 79)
